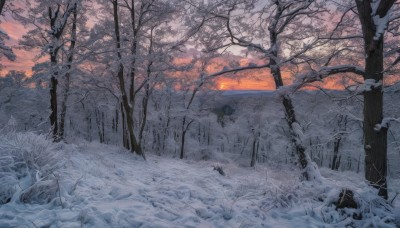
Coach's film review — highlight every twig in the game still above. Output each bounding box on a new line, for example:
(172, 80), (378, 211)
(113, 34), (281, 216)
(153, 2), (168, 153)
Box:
(55, 175), (64, 209)
(390, 192), (399, 205)
(70, 175), (84, 194)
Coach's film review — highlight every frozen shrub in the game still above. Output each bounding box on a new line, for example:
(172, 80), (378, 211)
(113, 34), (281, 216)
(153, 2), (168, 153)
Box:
(20, 179), (59, 204)
(0, 132), (62, 205)
(0, 180), (16, 204)
(321, 187), (394, 226)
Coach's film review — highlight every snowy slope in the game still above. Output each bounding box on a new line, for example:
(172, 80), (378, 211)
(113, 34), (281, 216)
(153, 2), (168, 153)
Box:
(0, 135), (398, 227)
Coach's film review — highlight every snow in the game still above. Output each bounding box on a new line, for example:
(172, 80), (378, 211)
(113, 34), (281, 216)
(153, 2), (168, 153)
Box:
(375, 117), (400, 131)
(371, 0), (391, 40)
(291, 122), (305, 144)
(360, 79), (382, 92)
(0, 132), (398, 227)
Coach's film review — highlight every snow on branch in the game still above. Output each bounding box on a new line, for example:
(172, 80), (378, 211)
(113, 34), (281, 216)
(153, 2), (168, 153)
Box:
(374, 117), (400, 131)
(205, 63), (271, 79)
(279, 65), (365, 94)
(371, 0), (396, 40)
(358, 79), (382, 92)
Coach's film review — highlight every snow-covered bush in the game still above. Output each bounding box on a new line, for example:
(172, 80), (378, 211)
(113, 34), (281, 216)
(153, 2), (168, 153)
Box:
(0, 132), (62, 204)
(320, 186), (395, 226)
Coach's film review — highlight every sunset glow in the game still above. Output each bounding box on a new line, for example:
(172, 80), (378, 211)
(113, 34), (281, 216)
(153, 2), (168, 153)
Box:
(0, 18), (36, 76)
(0, 14), (398, 91)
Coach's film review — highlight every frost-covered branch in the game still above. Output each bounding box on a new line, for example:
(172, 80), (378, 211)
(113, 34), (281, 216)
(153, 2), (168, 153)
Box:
(371, 0), (397, 41)
(280, 65), (365, 94)
(205, 63), (271, 79)
(374, 117), (400, 131)
(358, 79), (383, 92)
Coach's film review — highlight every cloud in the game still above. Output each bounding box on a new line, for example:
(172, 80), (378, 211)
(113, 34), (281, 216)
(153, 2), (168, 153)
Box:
(0, 20), (26, 44)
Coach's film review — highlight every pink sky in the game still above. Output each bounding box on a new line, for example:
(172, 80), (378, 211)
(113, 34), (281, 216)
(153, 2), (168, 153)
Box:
(0, 18), (36, 75)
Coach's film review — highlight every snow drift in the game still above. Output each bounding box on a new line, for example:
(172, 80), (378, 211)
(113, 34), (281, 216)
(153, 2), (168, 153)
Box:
(0, 132), (398, 227)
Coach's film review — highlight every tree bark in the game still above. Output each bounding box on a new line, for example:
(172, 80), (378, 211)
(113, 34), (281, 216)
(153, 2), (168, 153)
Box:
(355, 0), (395, 199)
(50, 73), (58, 140)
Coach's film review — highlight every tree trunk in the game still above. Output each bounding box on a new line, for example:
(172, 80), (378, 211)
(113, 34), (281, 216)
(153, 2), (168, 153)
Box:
(355, 0), (394, 200)
(129, 0), (138, 109)
(95, 109), (104, 143)
(363, 53), (387, 199)
(49, 51), (59, 141)
(49, 74), (58, 140)
(282, 95), (308, 170)
(121, 102), (127, 148)
(180, 116), (194, 159)
(162, 106), (171, 151)
(0, 0), (6, 14)
(180, 117), (187, 159)
(139, 85), (149, 146)
(331, 115), (347, 171)
(331, 137), (342, 171)
(115, 108), (119, 133)
(267, 3), (310, 179)
(58, 75), (70, 140)
(138, 34), (154, 149)
(112, 0), (145, 159)
(250, 136), (257, 167)
(59, 6), (77, 141)
(269, 44), (308, 175)
(47, 4), (76, 141)
(180, 130), (187, 159)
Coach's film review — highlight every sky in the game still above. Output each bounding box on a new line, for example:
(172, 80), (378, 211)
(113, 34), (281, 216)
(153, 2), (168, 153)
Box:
(0, 17), (37, 75)
(0, 3), (394, 91)
(0, 15), (279, 90)
(0, 14), (362, 91)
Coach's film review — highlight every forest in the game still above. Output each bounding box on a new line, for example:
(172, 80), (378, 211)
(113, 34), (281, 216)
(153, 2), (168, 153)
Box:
(0, 0), (399, 227)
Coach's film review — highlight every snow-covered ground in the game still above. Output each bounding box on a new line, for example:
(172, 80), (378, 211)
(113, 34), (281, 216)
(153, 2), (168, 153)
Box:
(0, 133), (399, 227)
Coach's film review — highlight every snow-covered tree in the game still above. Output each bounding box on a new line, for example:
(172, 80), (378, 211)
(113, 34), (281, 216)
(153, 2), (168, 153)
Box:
(186, 0), (337, 180)
(18, 0), (82, 140)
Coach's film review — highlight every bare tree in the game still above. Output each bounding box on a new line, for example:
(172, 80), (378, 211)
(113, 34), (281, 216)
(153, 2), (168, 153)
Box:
(354, 0), (397, 200)
(111, 0), (145, 158)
